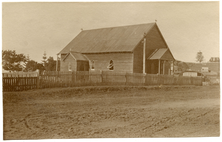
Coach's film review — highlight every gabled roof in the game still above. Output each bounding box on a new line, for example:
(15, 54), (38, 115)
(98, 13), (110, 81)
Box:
(148, 48), (175, 60)
(63, 51), (88, 61)
(59, 23), (156, 54)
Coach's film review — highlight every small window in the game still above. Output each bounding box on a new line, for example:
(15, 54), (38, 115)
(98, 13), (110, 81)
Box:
(68, 62), (72, 71)
(91, 60), (95, 70)
(107, 60), (114, 70)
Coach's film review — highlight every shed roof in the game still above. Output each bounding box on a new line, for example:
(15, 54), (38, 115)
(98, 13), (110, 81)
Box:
(63, 51), (88, 61)
(59, 23), (156, 54)
(148, 48), (174, 60)
(148, 48), (167, 60)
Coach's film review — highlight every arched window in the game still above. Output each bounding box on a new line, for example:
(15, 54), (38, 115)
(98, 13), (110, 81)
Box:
(91, 60), (95, 70)
(107, 60), (114, 70)
(68, 62), (72, 71)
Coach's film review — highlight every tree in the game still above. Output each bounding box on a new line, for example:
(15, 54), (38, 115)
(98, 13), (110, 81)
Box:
(2, 50), (27, 71)
(177, 61), (189, 72)
(45, 56), (57, 71)
(42, 51), (47, 67)
(24, 60), (45, 72)
(196, 51), (204, 63)
(36, 63), (45, 73)
(25, 60), (37, 71)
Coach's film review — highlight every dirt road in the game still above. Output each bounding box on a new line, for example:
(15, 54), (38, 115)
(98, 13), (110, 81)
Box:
(3, 85), (220, 139)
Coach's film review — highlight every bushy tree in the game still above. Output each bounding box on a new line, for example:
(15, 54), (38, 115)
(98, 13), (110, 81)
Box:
(45, 56), (56, 71)
(177, 61), (189, 72)
(25, 60), (37, 71)
(196, 51), (204, 63)
(25, 60), (44, 72)
(2, 50), (27, 71)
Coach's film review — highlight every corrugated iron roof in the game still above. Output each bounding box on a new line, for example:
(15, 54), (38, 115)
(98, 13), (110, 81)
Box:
(71, 52), (88, 61)
(148, 48), (168, 60)
(59, 23), (156, 54)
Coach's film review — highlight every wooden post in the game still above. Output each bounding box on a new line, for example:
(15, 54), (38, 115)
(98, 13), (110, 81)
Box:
(143, 33), (146, 74)
(101, 70), (103, 84)
(163, 60), (165, 75)
(125, 72), (127, 85)
(158, 59), (161, 74)
(56, 54), (58, 71)
(37, 71), (40, 89)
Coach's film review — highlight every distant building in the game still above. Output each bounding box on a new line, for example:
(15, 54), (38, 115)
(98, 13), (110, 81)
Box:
(186, 62), (220, 75)
(183, 70), (202, 77)
(58, 23), (175, 74)
(209, 57), (220, 62)
(201, 67), (209, 72)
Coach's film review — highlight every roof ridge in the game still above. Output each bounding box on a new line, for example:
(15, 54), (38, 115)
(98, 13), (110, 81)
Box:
(70, 51), (81, 53)
(82, 22), (156, 32)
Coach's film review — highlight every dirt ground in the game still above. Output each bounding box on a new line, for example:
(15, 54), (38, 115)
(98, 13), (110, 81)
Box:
(3, 85), (220, 139)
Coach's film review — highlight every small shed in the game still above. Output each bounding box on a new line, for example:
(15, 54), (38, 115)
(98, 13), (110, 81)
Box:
(61, 51), (89, 72)
(183, 70), (202, 77)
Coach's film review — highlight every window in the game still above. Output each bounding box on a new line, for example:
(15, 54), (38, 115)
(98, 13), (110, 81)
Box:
(68, 62), (72, 71)
(91, 60), (95, 70)
(107, 60), (114, 70)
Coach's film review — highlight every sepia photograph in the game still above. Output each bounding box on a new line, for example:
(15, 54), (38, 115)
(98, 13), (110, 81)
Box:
(1, 1), (220, 140)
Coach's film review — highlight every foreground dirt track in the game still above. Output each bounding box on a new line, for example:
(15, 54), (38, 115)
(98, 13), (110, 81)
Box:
(3, 85), (220, 139)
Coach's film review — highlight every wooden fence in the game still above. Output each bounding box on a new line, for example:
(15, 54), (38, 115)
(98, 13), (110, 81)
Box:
(37, 71), (203, 89)
(3, 71), (203, 92)
(3, 77), (38, 92)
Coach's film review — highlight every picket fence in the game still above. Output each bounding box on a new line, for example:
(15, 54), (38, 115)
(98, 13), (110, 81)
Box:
(3, 71), (203, 92)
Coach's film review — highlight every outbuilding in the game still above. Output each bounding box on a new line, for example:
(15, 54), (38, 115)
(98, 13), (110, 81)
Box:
(182, 70), (203, 77)
(61, 51), (89, 71)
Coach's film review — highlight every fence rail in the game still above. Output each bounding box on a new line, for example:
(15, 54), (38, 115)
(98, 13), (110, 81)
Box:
(3, 71), (204, 92)
(3, 72), (38, 77)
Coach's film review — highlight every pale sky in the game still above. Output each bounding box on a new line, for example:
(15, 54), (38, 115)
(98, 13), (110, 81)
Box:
(2, 2), (220, 63)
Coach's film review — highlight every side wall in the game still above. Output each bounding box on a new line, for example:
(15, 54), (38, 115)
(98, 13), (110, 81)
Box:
(84, 52), (134, 73)
(60, 55), (77, 72)
(133, 41), (143, 73)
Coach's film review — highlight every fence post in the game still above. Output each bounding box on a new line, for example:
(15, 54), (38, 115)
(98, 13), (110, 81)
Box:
(89, 71), (91, 84)
(190, 76), (193, 85)
(143, 73), (146, 85)
(125, 72), (127, 85)
(37, 71), (40, 89)
(101, 70), (103, 84)
(71, 71), (75, 86)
